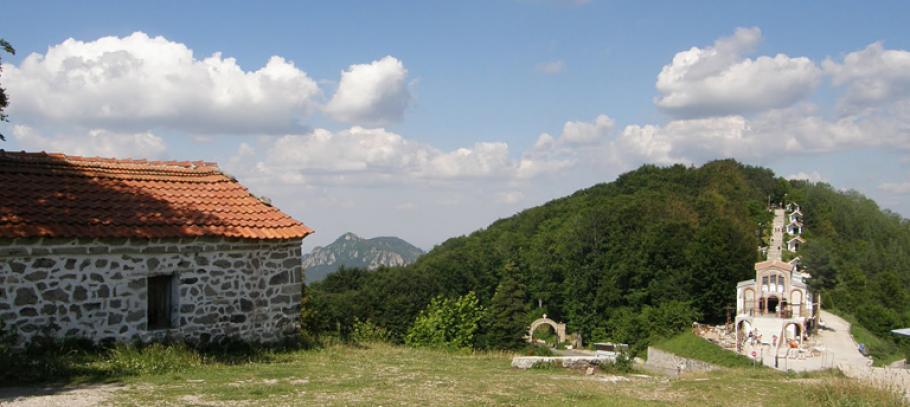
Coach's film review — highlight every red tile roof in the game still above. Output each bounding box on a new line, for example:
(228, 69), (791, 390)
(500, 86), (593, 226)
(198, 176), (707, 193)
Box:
(0, 151), (313, 240)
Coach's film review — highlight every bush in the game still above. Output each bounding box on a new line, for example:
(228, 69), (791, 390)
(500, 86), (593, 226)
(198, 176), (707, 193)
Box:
(523, 344), (554, 356)
(351, 318), (391, 344)
(405, 292), (485, 349)
(597, 354), (633, 374)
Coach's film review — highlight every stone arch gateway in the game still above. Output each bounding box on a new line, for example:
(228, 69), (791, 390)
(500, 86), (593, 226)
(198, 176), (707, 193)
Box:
(527, 314), (567, 344)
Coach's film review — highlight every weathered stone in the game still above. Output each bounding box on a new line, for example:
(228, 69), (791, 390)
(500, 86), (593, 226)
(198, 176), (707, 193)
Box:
(142, 246), (167, 254)
(10, 261), (26, 274)
(24, 270), (48, 282)
(88, 246), (109, 254)
(1, 237), (305, 345)
(20, 307), (38, 317)
(194, 313), (218, 324)
(14, 287), (38, 305)
(42, 288), (68, 302)
(0, 247), (28, 257)
(97, 285), (110, 298)
(73, 286), (88, 301)
(282, 258), (298, 268)
(269, 271), (289, 285)
(108, 313), (123, 325)
(53, 246), (87, 255)
(126, 310), (145, 322)
(32, 258), (56, 269)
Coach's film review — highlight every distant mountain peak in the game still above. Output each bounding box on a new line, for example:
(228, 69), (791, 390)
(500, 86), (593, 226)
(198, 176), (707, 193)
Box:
(303, 233), (424, 283)
(338, 232), (362, 241)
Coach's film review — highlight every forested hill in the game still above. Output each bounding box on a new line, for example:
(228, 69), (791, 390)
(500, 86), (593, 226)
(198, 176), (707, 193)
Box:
(307, 160), (910, 352)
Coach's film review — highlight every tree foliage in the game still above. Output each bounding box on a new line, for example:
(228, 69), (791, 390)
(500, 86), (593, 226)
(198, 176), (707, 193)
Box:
(483, 263), (531, 349)
(304, 160), (909, 354)
(0, 38), (14, 141)
(404, 292), (485, 349)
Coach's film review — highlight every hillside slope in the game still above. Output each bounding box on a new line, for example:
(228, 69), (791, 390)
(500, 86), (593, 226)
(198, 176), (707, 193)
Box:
(303, 232), (424, 282)
(308, 160), (910, 354)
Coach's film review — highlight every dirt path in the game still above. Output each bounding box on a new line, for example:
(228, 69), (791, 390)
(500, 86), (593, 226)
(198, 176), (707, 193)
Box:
(0, 384), (122, 407)
(809, 312), (909, 400)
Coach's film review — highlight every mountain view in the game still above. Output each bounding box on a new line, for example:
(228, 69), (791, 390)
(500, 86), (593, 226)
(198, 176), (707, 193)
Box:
(3, 2), (910, 405)
(308, 160), (910, 358)
(302, 232), (424, 282)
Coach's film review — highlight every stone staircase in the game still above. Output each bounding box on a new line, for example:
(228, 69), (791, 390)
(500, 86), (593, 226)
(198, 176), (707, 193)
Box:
(751, 317), (785, 345)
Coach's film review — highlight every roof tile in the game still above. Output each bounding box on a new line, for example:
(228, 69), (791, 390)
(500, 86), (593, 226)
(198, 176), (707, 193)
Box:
(0, 151), (313, 240)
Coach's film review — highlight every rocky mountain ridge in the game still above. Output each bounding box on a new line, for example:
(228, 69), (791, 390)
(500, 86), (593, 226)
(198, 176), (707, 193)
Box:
(302, 232), (424, 282)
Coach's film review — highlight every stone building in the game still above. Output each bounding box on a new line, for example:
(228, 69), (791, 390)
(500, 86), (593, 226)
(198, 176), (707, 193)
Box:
(0, 151), (313, 344)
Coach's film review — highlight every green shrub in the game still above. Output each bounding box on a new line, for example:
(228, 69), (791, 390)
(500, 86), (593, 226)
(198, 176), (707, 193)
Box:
(351, 318), (391, 344)
(405, 292), (485, 349)
(597, 354), (633, 374)
(523, 344), (554, 356)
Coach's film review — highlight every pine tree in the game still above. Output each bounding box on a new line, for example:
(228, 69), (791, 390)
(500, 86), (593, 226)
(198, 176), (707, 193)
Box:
(486, 262), (531, 349)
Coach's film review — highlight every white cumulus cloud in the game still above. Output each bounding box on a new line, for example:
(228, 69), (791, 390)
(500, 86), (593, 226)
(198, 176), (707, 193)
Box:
(11, 125), (167, 159)
(613, 104), (875, 165)
(786, 171), (828, 183)
(2, 32), (321, 134)
(655, 27), (821, 117)
(879, 181), (910, 194)
(229, 126), (550, 186)
(325, 56), (411, 126)
(823, 42), (910, 112)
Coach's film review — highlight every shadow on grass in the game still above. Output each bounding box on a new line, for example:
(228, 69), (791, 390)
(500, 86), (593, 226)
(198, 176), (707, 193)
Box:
(0, 337), (304, 389)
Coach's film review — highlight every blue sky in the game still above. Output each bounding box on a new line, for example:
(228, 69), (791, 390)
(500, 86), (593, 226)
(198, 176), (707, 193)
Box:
(2, 1), (909, 250)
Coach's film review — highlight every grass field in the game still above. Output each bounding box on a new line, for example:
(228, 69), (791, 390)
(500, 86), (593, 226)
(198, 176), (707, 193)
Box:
(94, 342), (908, 406)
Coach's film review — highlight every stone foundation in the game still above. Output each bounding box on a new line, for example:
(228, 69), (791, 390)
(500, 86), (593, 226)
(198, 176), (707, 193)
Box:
(0, 237), (303, 344)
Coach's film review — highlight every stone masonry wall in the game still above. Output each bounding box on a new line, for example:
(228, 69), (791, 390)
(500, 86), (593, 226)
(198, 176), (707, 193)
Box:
(0, 237), (303, 344)
(643, 347), (720, 376)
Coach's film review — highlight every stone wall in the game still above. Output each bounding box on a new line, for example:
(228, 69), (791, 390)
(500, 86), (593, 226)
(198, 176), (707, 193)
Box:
(643, 347), (720, 376)
(0, 237), (303, 344)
